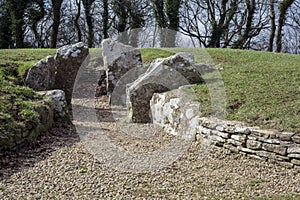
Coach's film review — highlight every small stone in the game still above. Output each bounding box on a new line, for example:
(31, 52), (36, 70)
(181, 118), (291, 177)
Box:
(237, 146), (256, 154)
(247, 154), (266, 161)
(211, 130), (229, 139)
(287, 154), (300, 159)
(260, 138), (281, 144)
(277, 161), (294, 169)
(292, 134), (300, 144)
(231, 135), (246, 143)
(291, 159), (300, 166)
(235, 126), (251, 135)
(210, 135), (226, 144)
(223, 143), (239, 153)
(246, 140), (262, 150)
(270, 132), (295, 141)
(197, 126), (211, 135)
(262, 143), (287, 156)
(228, 139), (242, 147)
(287, 146), (300, 154)
(275, 155), (290, 162)
(294, 165), (300, 172)
(216, 125), (225, 132)
(247, 136), (258, 141)
(252, 129), (273, 138)
(256, 151), (276, 159)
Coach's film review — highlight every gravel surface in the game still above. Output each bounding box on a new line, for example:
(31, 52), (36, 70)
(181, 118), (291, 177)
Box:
(0, 97), (299, 199)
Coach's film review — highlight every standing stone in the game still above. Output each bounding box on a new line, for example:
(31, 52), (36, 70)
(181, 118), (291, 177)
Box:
(25, 56), (56, 91)
(127, 52), (207, 123)
(150, 86), (200, 139)
(95, 70), (107, 97)
(102, 39), (143, 97)
(54, 42), (89, 104)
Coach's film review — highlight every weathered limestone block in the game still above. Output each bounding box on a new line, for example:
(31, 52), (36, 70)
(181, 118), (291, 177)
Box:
(252, 129), (272, 138)
(150, 86), (200, 139)
(246, 139), (262, 150)
(37, 90), (68, 120)
(25, 56), (56, 91)
(256, 151), (276, 159)
(237, 146), (256, 154)
(228, 139), (242, 146)
(291, 159), (300, 166)
(54, 42), (89, 104)
(211, 130), (229, 139)
(231, 134), (246, 143)
(127, 52), (209, 123)
(210, 135), (226, 146)
(287, 146), (300, 154)
(292, 133), (300, 144)
(287, 154), (300, 159)
(269, 132), (295, 141)
(262, 143), (287, 156)
(102, 39), (143, 96)
(223, 143), (239, 153)
(197, 126), (211, 135)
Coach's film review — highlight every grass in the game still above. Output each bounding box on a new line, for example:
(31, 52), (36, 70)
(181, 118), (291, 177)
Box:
(0, 49), (56, 79)
(0, 49), (55, 148)
(0, 47), (299, 135)
(166, 48), (300, 133)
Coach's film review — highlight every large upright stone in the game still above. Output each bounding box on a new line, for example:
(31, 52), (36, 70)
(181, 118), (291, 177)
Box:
(127, 52), (208, 123)
(54, 42), (89, 104)
(102, 39), (143, 97)
(25, 56), (56, 91)
(150, 86), (200, 139)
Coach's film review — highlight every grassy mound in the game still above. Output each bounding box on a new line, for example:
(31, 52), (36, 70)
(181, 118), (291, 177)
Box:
(0, 49), (55, 150)
(0, 48), (299, 135)
(169, 48), (299, 133)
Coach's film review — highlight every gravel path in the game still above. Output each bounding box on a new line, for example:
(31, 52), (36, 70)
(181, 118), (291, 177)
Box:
(0, 97), (299, 199)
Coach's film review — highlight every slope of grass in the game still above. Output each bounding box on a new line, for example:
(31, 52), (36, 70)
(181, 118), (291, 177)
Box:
(0, 49), (56, 80)
(167, 48), (300, 133)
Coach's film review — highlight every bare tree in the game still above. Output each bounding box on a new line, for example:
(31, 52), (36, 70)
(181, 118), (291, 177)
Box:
(50, 0), (63, 48)
(268, 0), (276, 51)
(276, 0), (295, 52)
(82, 0), (96, 47)
(75, 0), (82, 42)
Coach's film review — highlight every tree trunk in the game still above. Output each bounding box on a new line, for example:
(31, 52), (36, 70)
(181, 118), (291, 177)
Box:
(165, 0), (181, 47)
(8, 0), (28, 48)
(232, 0), (256, 49)
(152, 0), (167, 28)
(75, 0), (82, 42)
(268, 0), (276, 52)
(276, 0), (295, 52)
(50, 0), (63, 48)
(102, 0), (109, 39)
(28, 0), (45, 48)
(83, 0), (95, 48)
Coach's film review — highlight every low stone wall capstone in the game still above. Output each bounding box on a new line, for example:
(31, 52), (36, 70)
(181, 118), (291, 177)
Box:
(150, 87), (300, 170)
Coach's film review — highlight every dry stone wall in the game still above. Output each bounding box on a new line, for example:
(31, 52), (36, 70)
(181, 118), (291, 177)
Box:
(150, 88), (300, 170)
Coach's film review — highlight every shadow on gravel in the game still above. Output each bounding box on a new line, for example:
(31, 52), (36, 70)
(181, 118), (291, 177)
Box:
(0, 122), (79, 180)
